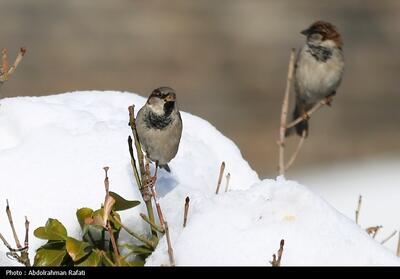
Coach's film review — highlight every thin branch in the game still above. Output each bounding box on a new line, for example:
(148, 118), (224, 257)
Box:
(355, 195), (362, 225)
(286, 98), (328, 130)
(0, 47), (26, 83)
(6, 200), (22, 249)
(183, 197), (190, 228)
(270, 239), (285, 267)
(284, 130), (306, 171)
(215, 161), (225, 194)
(128, 105), (157, 238)
(380, 230), (397, 245)
(278, 49), (296, 176)
(113, 217), (155, 250)
(366, 226), (382, 239)
(140, 213), (165, 234)
(224, 173), (231, 193)
(164, 222), (175, 266)
(396, 231), (400, 257)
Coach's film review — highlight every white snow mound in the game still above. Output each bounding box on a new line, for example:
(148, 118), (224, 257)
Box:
(0, 91), (398, 266)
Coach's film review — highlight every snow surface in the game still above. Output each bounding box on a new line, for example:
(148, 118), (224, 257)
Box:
(294, 157), (400, 253)
(0, 91), (398, 266)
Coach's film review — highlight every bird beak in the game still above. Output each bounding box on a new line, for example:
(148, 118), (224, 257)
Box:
(164, 93), (176, 102)
(300, 28), (309, 36)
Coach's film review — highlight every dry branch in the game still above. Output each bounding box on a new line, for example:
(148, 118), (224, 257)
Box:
(366, 226), (382, 239)
(128, 105), (157, 238)
(396, 231), (400, 257)
(0, 47), (26, 84)
(277, 49), (296, 175)
(355, 195), (362, 225)
(380, 230), (397, 245)
(286, 99), (328, 130)
(270, 239), (285, 267)
(0, 201), (30, 266)
(284, 130), (306, 171)
(183, 197), (190, 228)
(215, 161), (225, 194)
(140, 213), (165, 234)
(164, 222), (175, 266)
(224, 173), (231, 193)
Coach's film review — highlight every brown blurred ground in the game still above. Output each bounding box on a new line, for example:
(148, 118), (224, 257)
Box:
(1, 0), (399, 177)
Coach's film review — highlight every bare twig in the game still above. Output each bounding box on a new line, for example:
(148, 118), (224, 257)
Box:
(366, 226), (382, 239)
(380, 230), (397, 245)
(0, 47), (26, 83)
(128, 105), (157, 238)
(6, 200), (22, 249)
(164, 222), (175, 266)
(215, 161), (226, 194)
(270, 239), (285, 267)
(286, 99), (328, 130)
(183, 197), (190, 228)
(284, 130), (306, 171)
(102, 167), (121, 265)
(140, 213), (165, 234)
(355, 195), (362, 225)
(0, 201), (30, 266)
(113, 217), (155, 249)
(224, 173), (231, 193)
(396, 231), (400, 257)
(277, 49), (296, 176)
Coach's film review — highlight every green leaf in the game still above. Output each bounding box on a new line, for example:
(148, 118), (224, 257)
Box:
(76, 208), (93, 229)
(34, 218), (68, 241)
(76, 250), (102, 266)
(34, 246), (67, 266)
(109, 191), (140, 211)
(65, 237), (91, 262)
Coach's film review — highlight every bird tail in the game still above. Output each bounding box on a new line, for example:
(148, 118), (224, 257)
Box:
(285, 102), (309, 137)
(158, 163), (171, 173)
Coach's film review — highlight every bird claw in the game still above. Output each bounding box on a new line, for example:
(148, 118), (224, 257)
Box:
(324, 96), (334, 107)
(302, 112), (310, 120)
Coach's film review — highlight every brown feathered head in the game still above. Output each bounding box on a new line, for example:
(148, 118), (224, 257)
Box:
(301, 21), (343, 48)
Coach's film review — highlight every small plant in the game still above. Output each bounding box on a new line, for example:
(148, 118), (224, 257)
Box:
(33, 167), (149, 266)
(0, 47), (26, 86)
(0, 200), (30, 266)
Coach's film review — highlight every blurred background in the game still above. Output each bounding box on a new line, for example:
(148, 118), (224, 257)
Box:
(1, 0), (400, 178)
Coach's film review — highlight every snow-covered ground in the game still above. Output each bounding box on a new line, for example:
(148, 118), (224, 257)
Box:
(0, 91), (398, 266)
(293, 157), (400, 253)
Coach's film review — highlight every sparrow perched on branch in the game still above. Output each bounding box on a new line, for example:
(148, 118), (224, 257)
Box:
(136, 87), (183, 172)
(288, 21), (345, 137)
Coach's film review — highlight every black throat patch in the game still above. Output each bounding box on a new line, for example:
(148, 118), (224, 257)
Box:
(146, 111), (173, 130)
(307, 44), (332, 62)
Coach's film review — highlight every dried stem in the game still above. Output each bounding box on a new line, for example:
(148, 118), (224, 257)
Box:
(140, 213), (165, 234)
(164, 222), (175, 266)
(215, 161), (226, 194)
(284, 130), (306, 171)
(270, 239), (285, 267)
(183, 197), (190, 228)
(6, 200), (22, 249)
(355, 195), (362, 225)
(0, 201), (30, 266)
(102, 167), (120, 265)
(224, 173), (231, 193)
(366, 226), (382, 239)
(128, 105), (157, 238)
(380, 230), (397, 245)
(0, 47), (26, 83)
(286, 98), (328, 130)
(106, 222), (121, 266)
(278, 49), (296, 176)
(113, 217), (155, 250)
